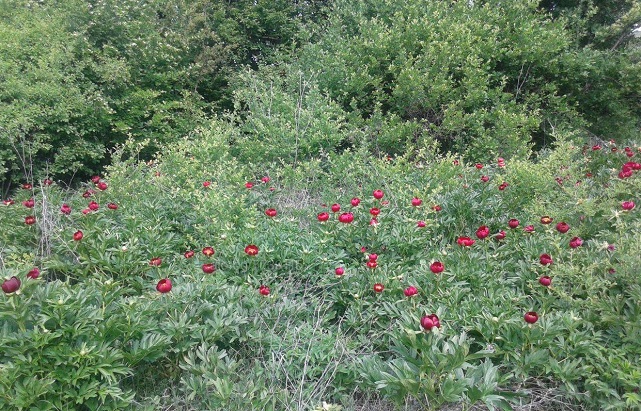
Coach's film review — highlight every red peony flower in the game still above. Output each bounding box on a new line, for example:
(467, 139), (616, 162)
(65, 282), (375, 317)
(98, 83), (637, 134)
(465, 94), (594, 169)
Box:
(421, 314), (441, 331)
(476, 225), (490, 239)
(411, 197), (422, 206)
(265, 208), (277, 217)
(475, 163), (483, 169)
(2, 199), (14, 206)
(497, 158), (505, 168)
(524, 225), (535, 233)
(43, 178), (53, 186)
(25, 216), (36, 225)
(335, 267), (344, 276)
(404, 286), (418, 297)
(88, 201), (99, 211)
(245, 244), (259, 256)
(524, 311), (538, 324)
(91, 175), (101, 184)
(96, 182), (108, 191)
(22, 198), (35, 208)
(202, 247), (215, 257)
(539, 253), (553, 265)
(245, 182), (254, 189)
(22, 183), (33, 190)
(373, 283), (384, 293)
(373, 189), (384, 200)
(317, 212), (330, 222)
(430, 261), (444, 274)
(417, 220), (426, 228)
(27, 267), (40, 279)
(368, 254), (378, 261)
(338, 212), (354, 223)
(457, 236), (475, 247)
(107, 202), (118, 210)
(331, 203), (341, 213)
(202, 263), (216, 274)
(149, 257), (162, 267)
(539, 276), (552, 287)
(261, 176), (270, 183)
(366, 260), (378, 269)
(569, 237), (583, 248)
(481, 175), (489, 182)
(432, 205), (442, 212)
(540, 216), (553, 224)
(556, 222), (570, 233)
(60, 204), (72, 214)
(156, 278), (172, 293)
(203, 181), (211, 188)
(184, 250), (195, 258)
(351, 197), (361, 207)
(369, 207), (380, 216)
(369, 218), (378, 226)
(2, 276), (21, 294)
(259, 285), (270, 296)
(495, 230), (506, 240)
(82, 189), (95, 198)
(498, 182), (509, 191)
(622, 201), (636, 211)
(508, 219), (519, 229)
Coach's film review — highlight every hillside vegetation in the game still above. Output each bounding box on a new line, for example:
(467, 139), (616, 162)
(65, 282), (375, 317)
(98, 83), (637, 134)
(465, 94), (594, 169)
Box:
(1, 0), (641, 410)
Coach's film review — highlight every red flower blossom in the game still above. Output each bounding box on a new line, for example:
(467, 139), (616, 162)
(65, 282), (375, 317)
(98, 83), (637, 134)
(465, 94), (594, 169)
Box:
(373, 189), (384, 200)
(82, 189), (95, 198)
(508, 219), (519, 229)
(261, 176), (270, 183)
(2, 199), (14, 206)
(149, 257), (162, 266)
(22, 198), (35, 208)
(317, 212), (330, 222)
(498, 182), (509, 191)
(524, 311), (538, 324)
(88, 201), (99, 211)
(203, 181), (211, 188)
(202, 263), (216, 274)
(91, 176), (101, 184)
(417, 220), (426, 228)
(476, 225), (490, 239)
(475, 163), (483, 169)
(2, 276), (21, 294)
(432, 205), (442, 212)
(495, 230), (506, 240)
(331, 203), (341, 213)
(25, 216), (36, 225)
(497, 158), (506, 168)
(351, 197), (361, 207)
(335, 267), (344, 276)
(107, 203), (118, 210)
(404, 286), (418, 297)
(411, 197), (422, 206)
(22, 183), (33, 190)
(540, 216), (553, 224)
(539, 253), (553, 265)
(338, 212), (354, 223)
(96, 182), (108, 191)
(457, 236), (475, 247)
(43, 178), (53, 186)
(556, 222), (570, 233)
(430, 261), (444, 274)
(73, 230), (84, 241)
(184, 250), (195, 258)
(245, 244), (259, 256)
(369, 207), (380, 216)
(366, 260), (378, 269)
(622, 201), (635, 211)
(202, 247), (215, 257)
(421, 314), (441, 331)
(27, 267), (40, 279)
(156, 278), (172, 293)
(481, 175), (489, 182)
(524, 225), (535, 233)
(245, 182), (254, 189)
(569, 237), (583, 248)
(259, 285), (270, 296)
(373, 283), (384, 293)
(265, 208), (277, 217)
(539, 276), (552, 287)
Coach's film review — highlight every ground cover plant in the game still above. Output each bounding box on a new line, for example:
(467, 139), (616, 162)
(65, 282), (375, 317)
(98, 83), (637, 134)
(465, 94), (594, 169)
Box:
(1, 133), (640, 410)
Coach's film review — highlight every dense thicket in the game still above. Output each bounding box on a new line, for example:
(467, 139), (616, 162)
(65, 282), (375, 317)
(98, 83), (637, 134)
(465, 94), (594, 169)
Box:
(0, 0), (326, 190)
(1, 0), (639, 187)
